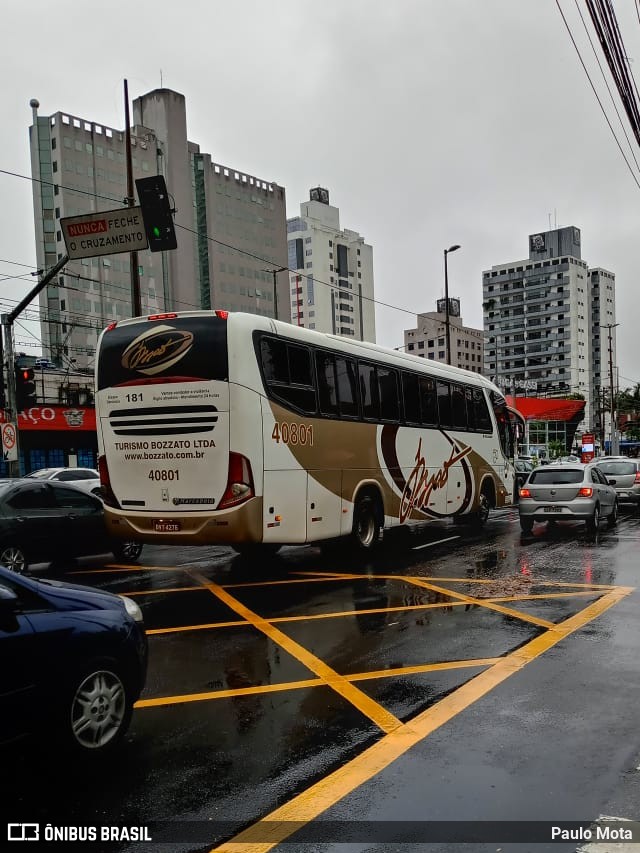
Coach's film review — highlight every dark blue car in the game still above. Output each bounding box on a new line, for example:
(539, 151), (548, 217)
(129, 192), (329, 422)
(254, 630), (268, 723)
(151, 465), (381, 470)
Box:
(0, 566), (147, 755)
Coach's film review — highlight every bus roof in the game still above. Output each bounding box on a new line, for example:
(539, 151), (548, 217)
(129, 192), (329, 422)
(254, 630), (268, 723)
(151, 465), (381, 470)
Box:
(103, 311), (499, 395)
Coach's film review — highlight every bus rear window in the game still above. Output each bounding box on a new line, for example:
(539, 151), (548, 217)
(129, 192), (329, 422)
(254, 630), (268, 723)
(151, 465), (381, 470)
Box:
(96, 315), (228, 389)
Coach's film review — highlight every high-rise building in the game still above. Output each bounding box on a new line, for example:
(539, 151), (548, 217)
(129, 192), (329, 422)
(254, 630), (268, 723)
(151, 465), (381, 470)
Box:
(402, 298), (484, 371)
(286, 188), (376, 341)
(29, 89), (288, 369)
(482, 226), (616, 433)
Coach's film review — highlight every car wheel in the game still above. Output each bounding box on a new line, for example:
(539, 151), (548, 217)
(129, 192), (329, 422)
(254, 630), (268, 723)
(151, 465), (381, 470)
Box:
(0, 543), (29, 574)
(608, 500), (618, 527)
(64, 664), (133, 754)
(352, 494), (382, 550)
(520, 518), (533, 534)
(586, 503), (600, 532)
(112, 541), (143, 563)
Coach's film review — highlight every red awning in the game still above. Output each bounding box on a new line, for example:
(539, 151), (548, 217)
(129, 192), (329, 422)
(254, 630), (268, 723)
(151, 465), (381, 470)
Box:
(505, 396), (586, 422)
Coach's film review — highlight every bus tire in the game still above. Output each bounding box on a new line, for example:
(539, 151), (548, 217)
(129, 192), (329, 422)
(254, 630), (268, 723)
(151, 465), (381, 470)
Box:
(352, 494), (382, 550)
(470, 485), (492, 529)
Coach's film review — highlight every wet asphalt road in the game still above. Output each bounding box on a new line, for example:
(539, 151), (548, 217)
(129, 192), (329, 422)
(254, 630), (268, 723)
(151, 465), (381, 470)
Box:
(4, 506), (640, 853)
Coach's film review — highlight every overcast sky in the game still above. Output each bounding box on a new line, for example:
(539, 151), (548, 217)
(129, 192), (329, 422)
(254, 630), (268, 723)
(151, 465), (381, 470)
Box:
(2, 0), (640, 389)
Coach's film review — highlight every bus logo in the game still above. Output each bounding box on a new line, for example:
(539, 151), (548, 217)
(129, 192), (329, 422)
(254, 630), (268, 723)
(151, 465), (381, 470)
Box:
(121, 325), (194, 376)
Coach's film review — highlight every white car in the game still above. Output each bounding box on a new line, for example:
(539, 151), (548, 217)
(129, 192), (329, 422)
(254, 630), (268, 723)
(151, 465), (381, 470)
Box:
(25, 467), (102, 496)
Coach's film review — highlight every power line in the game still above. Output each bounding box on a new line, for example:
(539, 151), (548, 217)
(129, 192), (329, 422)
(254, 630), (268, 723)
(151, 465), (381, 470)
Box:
(556, 0), (640, 190)
(1, 166), (421, 321)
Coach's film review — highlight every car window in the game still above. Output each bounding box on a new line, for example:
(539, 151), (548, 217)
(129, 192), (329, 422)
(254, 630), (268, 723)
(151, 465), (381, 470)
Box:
(6, 484), (56, 510)
(597, 461), (636, 476)
(55, 470), (94, 481)
(24, 469), (52, 479)
(528, 470), (584, 485)
(52, 485), (101, 510)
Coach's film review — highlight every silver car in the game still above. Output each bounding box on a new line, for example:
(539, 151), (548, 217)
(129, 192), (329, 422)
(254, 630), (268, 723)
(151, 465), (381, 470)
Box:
(593, 458), (640, 507)
(518, 462), (617, 533)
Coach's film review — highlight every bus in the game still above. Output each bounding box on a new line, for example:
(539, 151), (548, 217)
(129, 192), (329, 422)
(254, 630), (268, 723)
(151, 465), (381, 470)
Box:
(95, 311), (517, 554)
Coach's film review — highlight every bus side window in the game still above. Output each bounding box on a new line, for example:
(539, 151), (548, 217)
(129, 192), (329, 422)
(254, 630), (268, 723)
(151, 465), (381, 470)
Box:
(451, 383), (467, 430)
(465, 387), (476, 430)
(378, 368), (399, 422)
(402, 372), (421, 424)
(474, 389), (492, 432)
(317, 352), (339, 417)
(336, 356), (358, 418)
(359, 363), (380, 421)
(419, 376), (438, 426)
(437, 380), (452, 428)
(261, 338), (288, 383)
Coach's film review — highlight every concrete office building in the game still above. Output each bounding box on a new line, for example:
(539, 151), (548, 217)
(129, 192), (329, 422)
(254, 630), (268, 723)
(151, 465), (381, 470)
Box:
(402, 298), (484, 371)
(286, 188), (376, 341)
(482, 226), (616, 434)
(29, 89), (288, 369)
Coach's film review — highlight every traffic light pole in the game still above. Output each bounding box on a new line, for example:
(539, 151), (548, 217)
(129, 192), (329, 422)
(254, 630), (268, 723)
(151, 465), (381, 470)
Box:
(2, 253), (68, 476)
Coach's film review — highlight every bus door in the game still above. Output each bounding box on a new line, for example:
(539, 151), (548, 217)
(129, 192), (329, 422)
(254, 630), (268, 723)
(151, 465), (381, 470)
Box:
(261, 398), (307, 543)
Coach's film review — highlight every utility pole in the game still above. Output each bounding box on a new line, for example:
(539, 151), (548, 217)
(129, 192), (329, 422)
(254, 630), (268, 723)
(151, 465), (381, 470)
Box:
(601, 323), (620, 455)
(2, 254), (68, 476)
(261, 266), (287, 320)
(124, 79), (141, 317)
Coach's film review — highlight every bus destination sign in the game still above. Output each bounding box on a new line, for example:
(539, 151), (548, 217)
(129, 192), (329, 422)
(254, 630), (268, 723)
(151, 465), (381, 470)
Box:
(61, 207), (148, 260)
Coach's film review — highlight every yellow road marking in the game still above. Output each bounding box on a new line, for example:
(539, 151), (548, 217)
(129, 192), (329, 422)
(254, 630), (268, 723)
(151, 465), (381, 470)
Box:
(402, 576), (556, 629)
(188, 571), (402, 734)
(210, 586), (633, 853)
(146, 620), (247, 635)
(136, 678), (322, 708)
(135, 658), (502, 708)
(224, 575), (363, 589)
(124, 586), (204, 597)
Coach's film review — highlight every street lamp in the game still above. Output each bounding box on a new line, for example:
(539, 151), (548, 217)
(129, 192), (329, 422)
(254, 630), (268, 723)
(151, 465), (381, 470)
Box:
(261, 266), (288, 320)
(443, 244), (460, 365)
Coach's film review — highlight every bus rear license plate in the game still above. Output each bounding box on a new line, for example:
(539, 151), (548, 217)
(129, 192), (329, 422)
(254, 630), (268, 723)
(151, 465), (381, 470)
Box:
(154, 521), (181, 532)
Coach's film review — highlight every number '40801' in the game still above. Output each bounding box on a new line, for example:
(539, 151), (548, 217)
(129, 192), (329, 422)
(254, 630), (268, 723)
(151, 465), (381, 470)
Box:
(271, 422), (314, 446)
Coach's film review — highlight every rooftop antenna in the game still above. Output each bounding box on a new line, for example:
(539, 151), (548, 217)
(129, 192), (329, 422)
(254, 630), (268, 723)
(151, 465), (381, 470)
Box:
(554, 208), (558, 228)
(548, 212), (552, 229)
(160, 69), (163, 88)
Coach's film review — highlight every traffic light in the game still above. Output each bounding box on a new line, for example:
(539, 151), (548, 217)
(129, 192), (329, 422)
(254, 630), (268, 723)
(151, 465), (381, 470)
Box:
(135, 175), (177, 252)
(15, 366), (36, 411)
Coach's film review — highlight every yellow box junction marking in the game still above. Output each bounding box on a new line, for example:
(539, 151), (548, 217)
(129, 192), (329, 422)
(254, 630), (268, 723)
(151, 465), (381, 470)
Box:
(210, 586), (633, 853)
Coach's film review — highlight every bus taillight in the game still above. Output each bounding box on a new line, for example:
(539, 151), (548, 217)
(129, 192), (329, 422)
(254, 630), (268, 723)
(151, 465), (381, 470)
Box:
(98, 455), (119, 509)
(219, 452), (254, 509)
(148, 313), (178, 321)
(214, 310), (229, 320)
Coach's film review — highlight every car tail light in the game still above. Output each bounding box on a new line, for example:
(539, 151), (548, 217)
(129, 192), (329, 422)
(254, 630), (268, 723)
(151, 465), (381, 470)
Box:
(219, 452), (255, 509)
(635, 471), (640, 484)
(519, 488), (532, 498)
(578, 487), (593, 497)
(98, 455), (120, 508)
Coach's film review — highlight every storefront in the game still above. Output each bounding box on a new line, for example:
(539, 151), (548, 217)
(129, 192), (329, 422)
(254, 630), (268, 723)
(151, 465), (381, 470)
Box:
(506, 396), (586, 458)
(0, 405), (98, 475)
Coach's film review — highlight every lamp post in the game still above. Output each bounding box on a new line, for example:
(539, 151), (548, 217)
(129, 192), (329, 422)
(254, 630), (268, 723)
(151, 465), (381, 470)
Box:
(261, 266), (288, 320)
(443, 244), (461, 365)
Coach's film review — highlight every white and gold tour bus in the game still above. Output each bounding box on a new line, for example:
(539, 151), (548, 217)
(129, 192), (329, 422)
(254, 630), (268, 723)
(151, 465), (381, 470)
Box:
(95, 311), (517, 555)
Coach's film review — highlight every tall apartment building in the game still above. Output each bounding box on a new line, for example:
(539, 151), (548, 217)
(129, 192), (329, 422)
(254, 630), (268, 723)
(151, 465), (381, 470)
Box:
(29, 89), (288, 369)
(482, 226), (616, 432)
(402, 299), (484, 371)
(286, 188), (376, 341)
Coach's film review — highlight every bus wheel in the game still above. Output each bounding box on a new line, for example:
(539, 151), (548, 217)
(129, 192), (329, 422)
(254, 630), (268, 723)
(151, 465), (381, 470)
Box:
(231, 543), (282, 558)
(352, 494), (381, 550)
(470, 491), (491, 529)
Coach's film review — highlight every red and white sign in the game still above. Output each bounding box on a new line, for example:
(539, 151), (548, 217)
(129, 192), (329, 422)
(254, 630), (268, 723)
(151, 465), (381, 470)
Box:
(1, 422), (18, 461)
(581, 432), (595, 464)
(0, 406), (96, 432)
(61, 206), (147, 260)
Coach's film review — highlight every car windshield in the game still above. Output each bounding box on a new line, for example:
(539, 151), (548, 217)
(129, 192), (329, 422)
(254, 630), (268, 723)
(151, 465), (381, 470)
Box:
(528, 469), (584, 484)
(597, 461), (636, 475)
